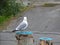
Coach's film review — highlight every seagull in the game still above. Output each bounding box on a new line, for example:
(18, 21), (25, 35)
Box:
(12, 16), (28, 32)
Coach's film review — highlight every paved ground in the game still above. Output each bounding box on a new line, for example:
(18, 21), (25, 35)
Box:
(1, 5), (60, 45)
(26, 5), (60, 32)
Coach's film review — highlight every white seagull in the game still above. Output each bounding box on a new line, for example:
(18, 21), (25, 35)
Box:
(12, 16), (28, 32)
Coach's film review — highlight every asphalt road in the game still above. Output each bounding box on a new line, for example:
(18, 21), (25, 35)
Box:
(1, 5), (60, 45)
(25, 5), (60, 32)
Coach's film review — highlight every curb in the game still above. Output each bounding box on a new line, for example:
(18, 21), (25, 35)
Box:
(0, 30), (60, 35)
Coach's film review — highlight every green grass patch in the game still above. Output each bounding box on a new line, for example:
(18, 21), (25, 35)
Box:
(0, 16), (12, 25)
(0, 16), (7, 24)
(41, 3), (59, 7)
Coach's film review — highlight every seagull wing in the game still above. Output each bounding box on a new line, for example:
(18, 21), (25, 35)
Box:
(16, 22), (27, 30)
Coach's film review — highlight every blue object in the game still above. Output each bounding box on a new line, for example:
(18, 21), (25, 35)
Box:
(39, 37), (52, 41)
(16, 31), (33, 35)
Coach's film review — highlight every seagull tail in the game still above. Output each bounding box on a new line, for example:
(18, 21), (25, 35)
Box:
(12, 30), (19, 32)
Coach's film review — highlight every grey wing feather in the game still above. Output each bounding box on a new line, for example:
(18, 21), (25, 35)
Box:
(16, 22), (26, 30)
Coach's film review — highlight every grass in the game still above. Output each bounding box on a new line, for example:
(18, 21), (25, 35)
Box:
(41, 3), (59, 7)
(0, 15), (12, 25)
(0, 16), (12, 30)
(0, 16), (8, 24)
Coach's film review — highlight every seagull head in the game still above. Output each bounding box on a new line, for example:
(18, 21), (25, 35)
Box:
(23, 17), (27, 21)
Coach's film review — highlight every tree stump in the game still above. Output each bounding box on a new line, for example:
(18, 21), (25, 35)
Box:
(39, 37), (53, 45)
(15, 31), (34, 45)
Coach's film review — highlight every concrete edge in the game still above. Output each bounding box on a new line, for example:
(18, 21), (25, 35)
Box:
(0, 30), (60, 35)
